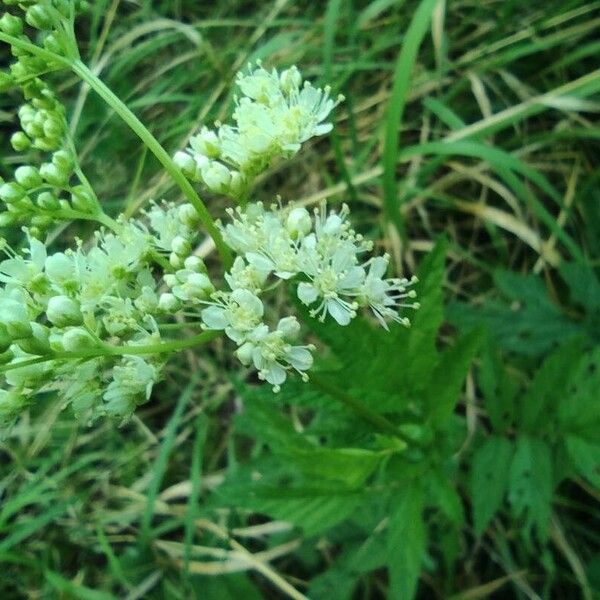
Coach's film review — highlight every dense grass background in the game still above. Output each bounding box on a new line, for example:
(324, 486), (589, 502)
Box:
(1, 0), (599, 597)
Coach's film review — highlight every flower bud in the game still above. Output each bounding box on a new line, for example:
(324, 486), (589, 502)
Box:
(46, 295), (82, 327)
(190, 127), (221, 158)
(201, 161), (231, 193)
(286, 207), (312, 238)
(40, 162), (68, 187)
(0, 323), (12, 353)
(36, 191), (60, 211)
(10, 132), (31, 152)
(25, 5), (54, 30)
(0, 182), (26, 204)
(173, 151), (197, 179)
(52, 150), (73, 173)
(229, 171), (245, 197)
(279, 66), (302, 94)
(163, 274), (177, 287)
(171, 236), (191, 256)
(169, 252), (184, 269)
(16, 322), (51, 355)
(1, 298), (31, 339)
(0, 212), (16, 227)
(43, 115), (63, 140)
(0, 71), (13, 92)
(62, 327), (96, 352)
(14, 165), (42, 189)
(43, 32), (62, 54)
(0, 348), (14, 365)
(177, 203), (200, 228)
(70, 185), (96, 212)
(0, 12), (23, 36)
(18, 104), (35, 127)
(236, 342), (255, 366)
(186, 272), (214, 298)
(183, 255), (205, 272)
(0, 389), (28, 425)
(158, 293), (179, 312)
(277, 316), (301, 339)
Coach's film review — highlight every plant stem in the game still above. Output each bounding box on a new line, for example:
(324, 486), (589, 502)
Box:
(0, 331), (221, 375)
(70, 60), (233, 269)
(310, 373), (419, 446)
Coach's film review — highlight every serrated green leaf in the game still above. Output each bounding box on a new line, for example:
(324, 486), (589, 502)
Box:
(427, 471), (465, 525)
(508, 436), (553, 540)
(387, 485), (426, 600)
(289, 447), (384, 487)
(232, 484), (364, 536)
(426, 328), (482, 426)
(565, 435), (600, 488)
(470, 436), (513, 536)
(448, 271), (583, 356)
(519, 339), (586, 432)
(478, 339), (520, 432)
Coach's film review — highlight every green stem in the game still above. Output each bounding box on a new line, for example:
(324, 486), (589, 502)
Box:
(310, 373), (419, 446)
(56, 207), (120, 232)
(0, 331), (221, 375)
(70, 60), (233, 269)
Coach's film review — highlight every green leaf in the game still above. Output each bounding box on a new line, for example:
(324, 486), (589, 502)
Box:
(427, 471), (464, 525)
(448, 270), (583, 356)
(289, 447), (384, 487)
(44, 570), (114, 600)
(565, 435), (600, 488)
(387, 485), (426, 600)
(470, 436), (513, 536)
(226, 483), (365, 536)
(519, 340), (586, 432)
(426, 328), (482, 426)
(382, 0), (438, 230)
(508, 435), (553, 540)
(478, 339), (519, 432)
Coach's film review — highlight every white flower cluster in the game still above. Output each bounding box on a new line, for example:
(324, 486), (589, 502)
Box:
(0, 47), (419, 426)
(196, 202), (419, 390)
(0, 201), (205, 422)
(174, 62), (343, 200)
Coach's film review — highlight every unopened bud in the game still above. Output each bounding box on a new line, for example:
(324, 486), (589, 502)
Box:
(16, 322), (51, 355)
(190, 127), (221, 158)
(183, 255), (205, 272)
(40, 163), (68, 187)
(46, 295), (82, 327)
(174, 151), (197, 179)
(14, 165), (42, 189)
(178, 203), (200, 228)
(36, 191), (60, 211)
(70, 185), (96, 212)
(0, 182), (26, 204)
(0, 12), (23, 36)
(62, 327), (96, 352)
(25, 5), (54, 30)
(10, 132), (31, 152)
(201, 161), (231, 193)
(286, 207), (312, 238)
(171, 236), (191, 256)
(158, 293), (179, 312)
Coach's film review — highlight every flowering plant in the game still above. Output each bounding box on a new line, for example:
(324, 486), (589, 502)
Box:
(0, 1), (418, 424)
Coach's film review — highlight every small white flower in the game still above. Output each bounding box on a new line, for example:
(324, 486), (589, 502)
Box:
(103, 356), (158, 419)
(359, 255), (419, 329)
(201, 161), (232, 193)
(201, 288), (264, 343)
